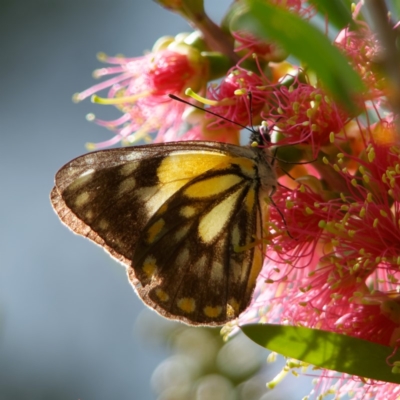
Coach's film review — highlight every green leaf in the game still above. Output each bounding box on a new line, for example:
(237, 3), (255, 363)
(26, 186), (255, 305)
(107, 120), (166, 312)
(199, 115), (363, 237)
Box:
(309, 0), (355, 30)
(392, 0), (400, 19)
(241, 324), (400, 383)
(235, 0), (364, 112)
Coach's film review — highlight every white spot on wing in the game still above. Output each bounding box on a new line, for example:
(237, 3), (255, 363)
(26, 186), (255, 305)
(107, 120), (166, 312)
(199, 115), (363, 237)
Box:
(120, 162), (139, 176)
(198, 188), (244, 243)
(176, 248), (190, 269)
(193, 255), (208, 276)
(118, 177), (136, 195)
(210, 261), (223, 282)
(123, 152), (142, 161)
(68, 169), (95, 191)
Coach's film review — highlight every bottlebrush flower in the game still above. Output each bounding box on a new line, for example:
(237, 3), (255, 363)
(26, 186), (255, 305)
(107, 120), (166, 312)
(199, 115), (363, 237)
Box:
(73, 37), (209, 148)
(335, 24), (385, 101)
(200, 68), (271, 128)
(232, 31), (288, 62)
(244, 127), (400, 343)
(69, 0), (400, 397)
(263, 76), (350, 153)
(231, 0), (315, 61)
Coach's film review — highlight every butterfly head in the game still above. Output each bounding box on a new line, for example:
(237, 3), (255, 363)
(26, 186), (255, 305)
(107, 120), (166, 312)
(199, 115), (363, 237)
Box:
(249, 121), (271, 148)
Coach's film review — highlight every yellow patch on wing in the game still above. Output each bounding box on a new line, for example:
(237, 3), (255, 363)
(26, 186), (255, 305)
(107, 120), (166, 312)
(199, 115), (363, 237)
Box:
(141, 153), (236, 219)
(227, 298), (240, 318)
(156, 203), (168, 216)
(157, 152), (228, 185)
(155, 289), (169, 302)
(198, 188), (244, 243)
(74, 192), (90, 207)
(177, 297), (196, 313)
(146, 218), (165, 243)
(180, 205), (196, 218)
(234, 157), (256, 178)
(98, 219), (109, 230)
(245, 187), (256, 212)
(203, 306), (222, 318)
(184, 174), (243, 198)
(246, 244), (264, 293)
(142, 255), (157, 278)
(85, 210), (94, 221)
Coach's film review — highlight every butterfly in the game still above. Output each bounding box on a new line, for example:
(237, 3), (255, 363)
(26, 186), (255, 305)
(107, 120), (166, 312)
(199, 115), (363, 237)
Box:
(50, 128), (277, 326)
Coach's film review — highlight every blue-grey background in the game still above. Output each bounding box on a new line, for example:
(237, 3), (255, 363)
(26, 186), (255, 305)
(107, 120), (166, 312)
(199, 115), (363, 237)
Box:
(0, 1), (322, 399)
(0, 1), (231, 399)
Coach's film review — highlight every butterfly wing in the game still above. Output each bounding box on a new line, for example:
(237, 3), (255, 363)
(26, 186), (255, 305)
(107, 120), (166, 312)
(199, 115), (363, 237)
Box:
(51, 141), (270, 325)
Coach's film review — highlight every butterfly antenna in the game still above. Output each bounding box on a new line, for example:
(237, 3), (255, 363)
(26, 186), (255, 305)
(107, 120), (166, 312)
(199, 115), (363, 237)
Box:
(269, 194), (295, 240)
(168, 94), (255, 134)
(247, 91), (255, 131)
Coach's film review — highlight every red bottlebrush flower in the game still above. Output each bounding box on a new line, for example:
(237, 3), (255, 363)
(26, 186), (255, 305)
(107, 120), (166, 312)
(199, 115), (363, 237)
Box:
(283, 139), (400, 345)
(74, 42), (209, 148)
(267, 182), (328, 265)
(232, 31), (288, 62)
(264, 77), (350, 153)
(335, 25), (385, 100)
(232, 0), (315, 61)
(204, 68), (271, 129)
(333, 293), (400, 346)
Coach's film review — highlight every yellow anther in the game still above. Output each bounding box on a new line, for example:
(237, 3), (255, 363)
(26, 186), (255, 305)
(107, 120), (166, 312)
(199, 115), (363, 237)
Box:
(380, 209), (388, 218)
(368, 148), (375, 162)
(286, 200), (294, 209)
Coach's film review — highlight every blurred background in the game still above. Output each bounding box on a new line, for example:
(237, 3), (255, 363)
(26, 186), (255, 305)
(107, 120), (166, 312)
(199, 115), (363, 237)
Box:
(0, 1), (313, 399)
